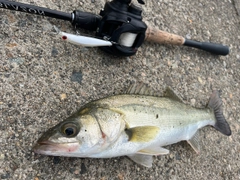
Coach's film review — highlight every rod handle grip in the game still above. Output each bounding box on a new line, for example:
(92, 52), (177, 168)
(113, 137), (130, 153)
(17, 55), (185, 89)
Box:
(184, 39), (230, 56)
(145, 27), (185, 45)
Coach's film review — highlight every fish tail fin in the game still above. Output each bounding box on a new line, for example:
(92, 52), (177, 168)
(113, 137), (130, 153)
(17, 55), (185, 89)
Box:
(208, 90), (231, 136)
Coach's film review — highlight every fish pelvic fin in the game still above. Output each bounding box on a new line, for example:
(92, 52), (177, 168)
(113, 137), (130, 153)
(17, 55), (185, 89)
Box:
(208, 90), (231, 136)
(137, 147), (169, 155)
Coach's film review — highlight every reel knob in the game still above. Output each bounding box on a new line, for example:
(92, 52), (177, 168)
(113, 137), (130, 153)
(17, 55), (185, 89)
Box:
(129, 3), (142, 16)
(137, 0), (145, 5)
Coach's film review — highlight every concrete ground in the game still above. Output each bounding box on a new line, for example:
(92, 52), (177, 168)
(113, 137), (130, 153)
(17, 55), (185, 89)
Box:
(0, 0), (240, 179)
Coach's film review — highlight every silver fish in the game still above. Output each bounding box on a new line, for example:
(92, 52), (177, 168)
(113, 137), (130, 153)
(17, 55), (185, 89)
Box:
(33, 85), (231, 167)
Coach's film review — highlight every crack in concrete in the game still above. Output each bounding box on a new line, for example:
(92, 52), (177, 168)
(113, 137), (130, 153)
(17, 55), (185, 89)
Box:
(232, 0), (240, 17)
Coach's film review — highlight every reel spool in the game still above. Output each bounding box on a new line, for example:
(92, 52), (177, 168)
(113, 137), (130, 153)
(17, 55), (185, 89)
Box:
(119, 32), (138, 47)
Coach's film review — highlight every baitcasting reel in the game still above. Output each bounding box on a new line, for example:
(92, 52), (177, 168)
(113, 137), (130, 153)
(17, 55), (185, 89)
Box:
(97, 0), (147, 56)
(0, 0), (230, 56)
(72, 0), (147, 56)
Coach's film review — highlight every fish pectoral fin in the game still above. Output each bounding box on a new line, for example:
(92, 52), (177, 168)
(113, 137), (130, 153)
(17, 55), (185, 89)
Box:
(187, 131), (201, 154)
(137, 147), (169, 155)
(125, 126), (160, 142)
(127, 154), (153, 168)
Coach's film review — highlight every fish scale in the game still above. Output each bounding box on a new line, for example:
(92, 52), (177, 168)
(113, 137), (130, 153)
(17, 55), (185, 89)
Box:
(106, 95), (215, 128)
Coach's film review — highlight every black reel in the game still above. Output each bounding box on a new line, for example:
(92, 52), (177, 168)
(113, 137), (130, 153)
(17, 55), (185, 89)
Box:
(96, 0), (147, 56)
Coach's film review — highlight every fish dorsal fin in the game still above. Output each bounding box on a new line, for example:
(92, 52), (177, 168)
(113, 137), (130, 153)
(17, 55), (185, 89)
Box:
(164, 87), (183, 102)
(125, 126), (160, 142)
(137, 147), (169, 155)
(187, 131), (201, 154)
(125, 83), (159, 96)
(127, 154), (153, 168)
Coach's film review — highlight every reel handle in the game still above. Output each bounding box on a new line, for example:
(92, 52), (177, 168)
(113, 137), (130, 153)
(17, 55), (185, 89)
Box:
(145, 27), (230, 56)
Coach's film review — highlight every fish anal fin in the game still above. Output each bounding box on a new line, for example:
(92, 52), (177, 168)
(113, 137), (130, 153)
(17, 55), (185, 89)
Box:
(127, 154), (153, 168)
(137, 147), (169, 155)
(187, 131), (201, 154)
(125, 126), (160, 142)
(164, 87), (183, 102)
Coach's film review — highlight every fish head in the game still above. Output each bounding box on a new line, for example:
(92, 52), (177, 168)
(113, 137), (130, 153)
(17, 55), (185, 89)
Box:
(33, 114), (104, 157)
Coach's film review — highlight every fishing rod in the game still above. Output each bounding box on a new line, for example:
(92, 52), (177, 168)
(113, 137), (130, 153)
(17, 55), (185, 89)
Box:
(0, 0), (230, 56)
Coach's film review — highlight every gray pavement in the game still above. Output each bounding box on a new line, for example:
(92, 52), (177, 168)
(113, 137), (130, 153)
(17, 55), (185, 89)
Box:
(0, 0), (240, 179)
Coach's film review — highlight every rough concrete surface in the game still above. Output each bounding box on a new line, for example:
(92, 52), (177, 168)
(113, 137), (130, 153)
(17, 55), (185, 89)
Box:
(0, 0), (240, 179)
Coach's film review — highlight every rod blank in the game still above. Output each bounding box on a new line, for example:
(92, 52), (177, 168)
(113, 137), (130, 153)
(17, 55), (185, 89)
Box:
(0, 0), (72, 21)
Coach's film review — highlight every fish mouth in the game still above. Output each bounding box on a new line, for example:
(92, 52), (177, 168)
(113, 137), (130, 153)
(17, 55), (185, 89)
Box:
(33, 140), (80, 156)
(38, 141), (54, 146)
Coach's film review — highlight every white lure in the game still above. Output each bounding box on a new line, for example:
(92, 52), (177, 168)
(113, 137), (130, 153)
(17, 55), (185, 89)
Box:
(54, 26), (112, 47)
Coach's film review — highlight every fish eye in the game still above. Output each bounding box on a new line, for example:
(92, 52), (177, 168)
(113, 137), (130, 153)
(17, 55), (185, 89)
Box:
(61, 123), (80, 137)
